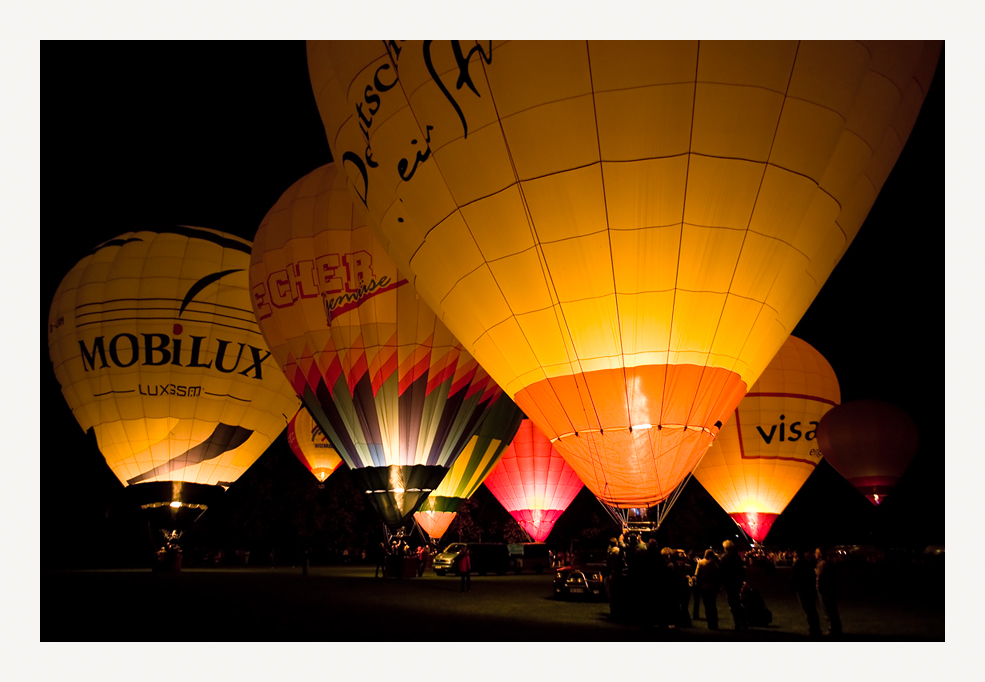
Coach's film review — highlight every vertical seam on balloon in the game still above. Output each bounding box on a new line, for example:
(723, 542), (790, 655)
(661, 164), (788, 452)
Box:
(402, 41), (583, 446)
(585, 41), (638, 493)
(692, 41), (804, 440)
(661, 41), (701, 432)
(472, 44), (595, 453)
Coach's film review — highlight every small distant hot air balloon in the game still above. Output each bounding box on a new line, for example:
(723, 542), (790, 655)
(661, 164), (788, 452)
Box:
(817, 400), (919, 505)
(693, 336), (840, 542)
(308, 40), (941, 516)
(47, 226), (301, 539)
(287, 407), (345, 484)
(414, 393), (525, 542)
(249, 163), (499, 531)
(483, 419), (583, 542)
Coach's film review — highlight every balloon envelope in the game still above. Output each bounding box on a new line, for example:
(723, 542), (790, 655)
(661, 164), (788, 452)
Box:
(309, 40), (940, 509)
(817, 400), (919, 505)
(249, 163), (499, 529)
(47, 226), (301, 527)
(287, 407), (345, 483)
(693, 336), (840, 542)
(483, 419), (583, 542)
(414, 393), (525, 540)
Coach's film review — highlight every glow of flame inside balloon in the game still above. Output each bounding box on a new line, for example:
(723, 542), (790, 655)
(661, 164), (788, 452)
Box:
(414, 393), (525, 540)
(692, 336), (840, 542)
(47, 226), (301, 522)
(287, 408), (345, 483)
(249, 163), (500, 530)
(482, 419), (583, 542)
(308, 40), (940, 510)
(817, 400), (919, 505)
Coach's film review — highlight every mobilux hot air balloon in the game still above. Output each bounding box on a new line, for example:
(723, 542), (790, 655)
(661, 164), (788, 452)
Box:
(692, 335), (840, 543)
(308, 40), (941, 519)
(816, 400), (919, 506)
(249, 162), (500, 531)
(483, 419), (584, 542)
(287, 407), (345, 485)
(47, 226), (301, 539)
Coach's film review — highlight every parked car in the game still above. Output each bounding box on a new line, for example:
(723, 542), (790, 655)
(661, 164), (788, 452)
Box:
(432, 542), (511, 576)
(507, 542), (551, 574)
(553, 562), (606, 600)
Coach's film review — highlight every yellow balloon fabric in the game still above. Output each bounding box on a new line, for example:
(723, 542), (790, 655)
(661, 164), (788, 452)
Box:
(692, 336), (839, 542)
(287, 407), (345, 482)
(309, 40), (940, 508)
(47, 226), (301, 490)
(249, 162), (501, 529)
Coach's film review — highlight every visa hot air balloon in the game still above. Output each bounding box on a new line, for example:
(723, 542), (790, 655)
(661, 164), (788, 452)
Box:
(816, 400), (919, 505)
(692, 335), (840, 543)
(307, 40), (941, 515)
(47, 226), (301, 536)
(287, 407), (345, 485)
(482, 419), (584, 542)
(249, 162), (500, 531)
(414, 393), (525, 541)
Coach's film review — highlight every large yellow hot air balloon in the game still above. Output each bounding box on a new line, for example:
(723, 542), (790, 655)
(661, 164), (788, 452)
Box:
(47, 226), (301, 531)
(309, 40), (940, 511)
(249, 163), (500, 530)
(287, 407), (345, 484)
(692, 335), (839, 542)
(414, 392), (524, 541)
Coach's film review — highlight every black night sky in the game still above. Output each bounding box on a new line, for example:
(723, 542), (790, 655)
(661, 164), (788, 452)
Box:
(40, 42), (945, 568)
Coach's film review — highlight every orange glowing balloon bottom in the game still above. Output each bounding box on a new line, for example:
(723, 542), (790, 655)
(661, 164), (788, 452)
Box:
(515, 364), (746, 508)
(414, 510), (457, 540)
(730, 512), (779, 544)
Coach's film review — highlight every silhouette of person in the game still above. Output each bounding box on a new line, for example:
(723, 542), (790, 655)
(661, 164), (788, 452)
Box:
(792, 549), (821, 636)
(459, 546), (472, 592)
(815, 547), (842, 636)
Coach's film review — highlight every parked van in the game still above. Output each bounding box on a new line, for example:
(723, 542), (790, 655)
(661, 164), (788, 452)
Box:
(432, 542), (511, 576)
(507, 542), (551, 574)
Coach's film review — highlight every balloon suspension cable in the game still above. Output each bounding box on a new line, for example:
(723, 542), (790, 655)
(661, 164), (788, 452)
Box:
(416, 522), (430, 545)
(651, 470), (694, 530)
(733, 521), (755, 547)
(597, 471), (694, 536)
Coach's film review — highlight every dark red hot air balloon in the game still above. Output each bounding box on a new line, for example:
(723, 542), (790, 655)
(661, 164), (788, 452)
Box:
(817, 400), (919, 505)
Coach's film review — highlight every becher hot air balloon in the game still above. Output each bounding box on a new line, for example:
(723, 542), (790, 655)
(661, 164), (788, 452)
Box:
(692, 335), (840, 542)
(249, 162), (500, 531)
(287, 407), (345, 485)
(414, 392), (525, 542)
(308, 40), (940, 517)
(47, 226), (301, 539)
(483, 419), (584, 542)
(817, 400), (919, 505)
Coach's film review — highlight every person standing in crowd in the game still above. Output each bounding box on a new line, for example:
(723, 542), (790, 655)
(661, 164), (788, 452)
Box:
(374, 542), (386, 578)
(792, 549), (822, 636)
(720, 540), (747, 631)
(694, 549), (720, 630)
(816, 547), (842, 636)
(688, 551), (702, 620)
(458, 545), (472, 592)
